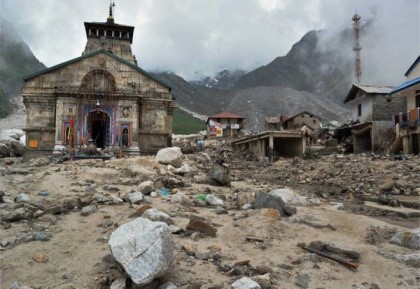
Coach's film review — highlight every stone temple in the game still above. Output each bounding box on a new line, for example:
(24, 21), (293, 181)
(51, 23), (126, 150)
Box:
(22, 4), (175, 158)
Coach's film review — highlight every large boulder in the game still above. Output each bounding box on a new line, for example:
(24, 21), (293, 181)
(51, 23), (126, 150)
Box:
(209, 166), (230, 186)
(108, 218), (175, 286)
(390, 228), (420, 250)
(0, 143), (10, 157)
(138, 181), (154, 195)
(254, 188), (303, 216)
(9, 139), (25, 156)
(155, 147), (183, 168)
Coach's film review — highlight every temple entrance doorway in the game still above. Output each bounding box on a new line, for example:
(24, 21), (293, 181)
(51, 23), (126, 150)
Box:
(87, 110), (110, 148)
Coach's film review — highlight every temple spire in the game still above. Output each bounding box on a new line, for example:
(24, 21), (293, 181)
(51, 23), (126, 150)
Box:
(107, 1), (115, 23)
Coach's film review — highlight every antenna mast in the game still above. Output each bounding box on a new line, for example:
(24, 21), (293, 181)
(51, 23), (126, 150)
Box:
(352, 13), (362, 84)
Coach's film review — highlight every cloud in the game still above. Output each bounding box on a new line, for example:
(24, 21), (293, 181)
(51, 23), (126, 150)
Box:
(1, 0), (418, 82)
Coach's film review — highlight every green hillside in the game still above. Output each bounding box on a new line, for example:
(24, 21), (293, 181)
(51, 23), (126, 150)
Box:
(173, 108), (206, 135)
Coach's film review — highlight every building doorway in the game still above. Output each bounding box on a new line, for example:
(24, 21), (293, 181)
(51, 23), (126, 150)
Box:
(87, 110), (110, 148)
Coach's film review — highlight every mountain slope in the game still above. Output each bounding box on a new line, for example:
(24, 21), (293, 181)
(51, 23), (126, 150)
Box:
(0, 17), (46, 118)
(225, 86), (350, 132)
(233, 29), (354, 104)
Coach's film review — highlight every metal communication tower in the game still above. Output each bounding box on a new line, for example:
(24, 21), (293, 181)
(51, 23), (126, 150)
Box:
(352, 13), (362, 84)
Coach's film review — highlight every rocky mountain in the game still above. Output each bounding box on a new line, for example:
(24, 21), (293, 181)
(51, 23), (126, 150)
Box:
(154, 71), (351, 132)
(191, 69), (246, 90)
(233, 29), (355, 105)
(0, 17), (46, 118)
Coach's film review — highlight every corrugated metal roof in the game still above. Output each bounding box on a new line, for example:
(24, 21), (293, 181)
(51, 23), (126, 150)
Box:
(389, 77), (420, 94)
(353, 84), (394, 94)
(344, 84), (394, 103)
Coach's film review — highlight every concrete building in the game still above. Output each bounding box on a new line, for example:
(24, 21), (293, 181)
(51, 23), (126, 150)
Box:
(232, 130), (307, 161)
(389, 55), (420, 155)
(283, 111), (321, 138)
(343, 84), (406, 153)
(22, 5), (175, 158)
(206, 112), (244, 138)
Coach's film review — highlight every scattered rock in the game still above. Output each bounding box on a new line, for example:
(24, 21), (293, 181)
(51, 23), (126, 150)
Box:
(260, 208), (280, 219)
(108, 217), (175, 287)
(182, 243), (198, 256)
(171, 192), (191, 206)
(139, 181), (154, 195)
(110, 277), (126, 289)
(235, 192), (255, 209)
(3, 209), (25, 222)
(231, 277), (261, 289)
(186, 219), (217, 237)
(15, 193), (29, 203)
(389, 228), (420, 250)
(155, 147), (183, 168)
(250, 274), (271, 289)
(209, 166), (231, 186)
(129, 192), (144, 205)
(295, 273), (310, 288)
(142, 208), (174, 225)
(254, 191), (286, 215)
(81, 205), (97, 216)
(205, 194), (225, 207)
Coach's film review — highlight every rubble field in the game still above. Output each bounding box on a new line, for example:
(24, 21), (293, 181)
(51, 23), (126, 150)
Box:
(0, 145), (419, 289)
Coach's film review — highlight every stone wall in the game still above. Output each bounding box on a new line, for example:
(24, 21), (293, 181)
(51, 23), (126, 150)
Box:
(22, 52), (174, 157)
(372, 94), (406, 121)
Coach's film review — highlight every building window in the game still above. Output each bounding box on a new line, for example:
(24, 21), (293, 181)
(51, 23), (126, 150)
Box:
(386, 98), (391, 103)
(358, 104), (362, 116)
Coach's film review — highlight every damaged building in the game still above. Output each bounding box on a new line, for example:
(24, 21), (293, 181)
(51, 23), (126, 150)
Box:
(22, 6), (175, 158)
(389, 56), (420, 155)
(341, 84), (406, 153)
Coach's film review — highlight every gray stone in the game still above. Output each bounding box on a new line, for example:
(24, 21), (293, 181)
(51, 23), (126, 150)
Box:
(3, 208), (26, 222)
(0, 143), (10, 157)
(171, 192), (191, 206)
(142, 208), (174, 225)
(174, 164), (191, 175)
(155, 147), (183, 168)
(250, 274), (271, 289)
(295, 273), (310, 288)
(390, 228), (420, 250)
(93, 193), (109, 203)
(110, 277), (126, 289)
(150, 192), (158, 198)
(33, 232), (52, 241)
(269, 188), (306, 205)
(231, 277), (261, 289)
(108, 217), (175, 286)
(138, 181), (154, 195)
(9, 139), (25, 156)
(283, 205), (297, 216)
(235, 192), (256, 209)
(129, 192), (144, 204)
(205, 194), (225, 207)
(81, 205), (97, 216)
(169, 225), (182, 234)
(209, 166), (230, 186)
(157, 282), (178, 289)
(255, 191), (286, 215)
(15, 193), (30, 203)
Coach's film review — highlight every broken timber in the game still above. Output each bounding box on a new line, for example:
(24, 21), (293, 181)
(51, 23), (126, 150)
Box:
(299, 244), (359, 270)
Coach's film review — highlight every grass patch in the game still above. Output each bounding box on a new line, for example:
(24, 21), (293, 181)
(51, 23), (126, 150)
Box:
(173, 108), (206, 135)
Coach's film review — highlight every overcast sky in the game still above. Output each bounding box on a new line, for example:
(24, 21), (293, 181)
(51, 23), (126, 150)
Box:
(1, 0), (419, 82)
